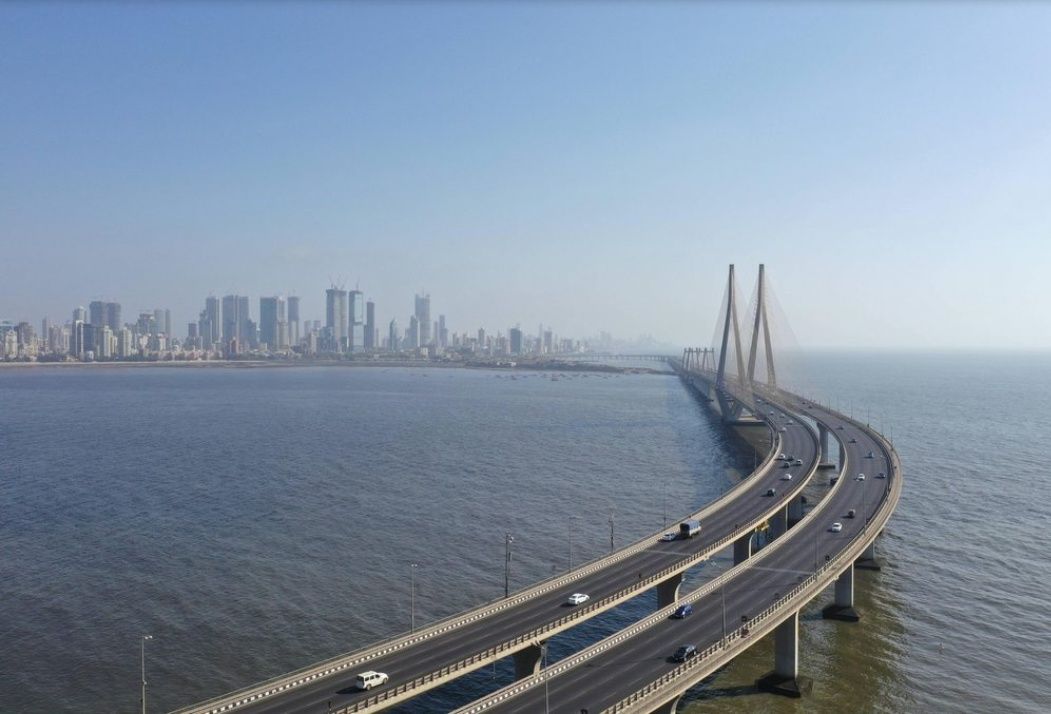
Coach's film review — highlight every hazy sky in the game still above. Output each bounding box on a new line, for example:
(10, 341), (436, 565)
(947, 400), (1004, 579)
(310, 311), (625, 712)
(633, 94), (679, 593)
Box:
(3, 2), (1050, 348)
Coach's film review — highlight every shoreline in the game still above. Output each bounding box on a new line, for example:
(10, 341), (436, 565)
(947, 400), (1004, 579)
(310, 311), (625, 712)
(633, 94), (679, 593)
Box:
(0, 358), (671, 376)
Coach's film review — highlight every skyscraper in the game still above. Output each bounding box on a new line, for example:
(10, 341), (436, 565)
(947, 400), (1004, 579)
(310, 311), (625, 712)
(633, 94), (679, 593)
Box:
(415, 293), (431, 346)
(509, 327), (523, 355)
(287, 296), (300, 347)
(153, 308), (165, 336)
(203, 296), (221, 348)
(259, 296), (288, 350)
(348, 290), (365, 353)
(388, 318), (399, 352)
(408, 315), (420, 349)
(73, 306), (86, 323)
(365, 300), (375, 351)
(222, 295), (251, 351)
(325, 287), (348, 352)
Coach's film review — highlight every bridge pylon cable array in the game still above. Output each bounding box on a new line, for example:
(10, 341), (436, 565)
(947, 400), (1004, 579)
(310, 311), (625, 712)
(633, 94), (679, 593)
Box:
(746, 263), (777, 389)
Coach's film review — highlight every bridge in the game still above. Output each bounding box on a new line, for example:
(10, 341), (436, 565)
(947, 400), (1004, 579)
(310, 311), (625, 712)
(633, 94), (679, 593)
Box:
(169, 265), (899, 714)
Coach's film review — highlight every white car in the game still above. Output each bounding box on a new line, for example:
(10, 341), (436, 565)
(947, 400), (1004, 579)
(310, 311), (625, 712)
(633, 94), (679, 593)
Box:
(567, 593), (590, 606)
(829, 522), (843, 533)
(776, 453), (786, 461)
(781, 473), (793, 481)
(355, 671), (389, 690)
(660, 532), (677, 542)
(856, 473), (866, 481)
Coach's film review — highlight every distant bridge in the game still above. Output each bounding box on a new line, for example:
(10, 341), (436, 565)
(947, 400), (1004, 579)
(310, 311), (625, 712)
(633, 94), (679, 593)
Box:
(170, 265), (900, 714)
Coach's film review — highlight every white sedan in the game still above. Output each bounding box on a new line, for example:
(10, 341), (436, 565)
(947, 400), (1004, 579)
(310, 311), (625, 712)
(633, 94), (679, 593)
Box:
(856, 473), (866, 481)
(829, 522), (843, 533)
(659, 532), (677, 542)
(781, 473), (793, 481)
(567, 593), (590, 606)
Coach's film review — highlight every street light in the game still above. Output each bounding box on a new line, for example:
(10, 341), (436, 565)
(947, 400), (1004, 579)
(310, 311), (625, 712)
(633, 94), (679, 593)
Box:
(504, 533), (514, 598)
(410, 563), (418, 632)
(608, 510), (615, 551)
(140, 634), (153, 714)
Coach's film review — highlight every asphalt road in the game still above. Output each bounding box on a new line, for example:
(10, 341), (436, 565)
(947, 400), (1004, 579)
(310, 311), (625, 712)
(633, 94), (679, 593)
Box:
(473, 391), (892, 713)
(217, 383), (820, 714)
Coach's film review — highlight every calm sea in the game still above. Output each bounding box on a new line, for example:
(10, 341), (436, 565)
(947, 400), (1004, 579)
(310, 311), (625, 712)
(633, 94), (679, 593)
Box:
(1, 354), (1048, 713)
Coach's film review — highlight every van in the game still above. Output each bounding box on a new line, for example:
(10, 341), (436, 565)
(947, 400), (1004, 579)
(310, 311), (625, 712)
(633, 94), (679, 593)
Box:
(355, 671), (389, 690)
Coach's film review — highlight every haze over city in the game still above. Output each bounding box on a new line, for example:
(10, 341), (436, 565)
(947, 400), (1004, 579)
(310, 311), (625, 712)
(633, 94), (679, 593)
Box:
(3, 2), (1050, 348)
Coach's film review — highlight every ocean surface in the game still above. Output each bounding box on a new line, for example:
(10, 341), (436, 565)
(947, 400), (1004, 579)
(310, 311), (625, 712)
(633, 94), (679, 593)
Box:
(1, 354), (1048, 713)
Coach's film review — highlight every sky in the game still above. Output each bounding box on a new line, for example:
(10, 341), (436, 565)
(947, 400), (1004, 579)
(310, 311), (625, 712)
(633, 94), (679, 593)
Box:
(2, 1), (1050, 349)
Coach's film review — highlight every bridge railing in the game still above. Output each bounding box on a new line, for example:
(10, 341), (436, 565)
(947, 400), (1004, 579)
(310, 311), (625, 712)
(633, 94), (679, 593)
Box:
(170, 393), (786, 714)
(602, 396), (903, 713)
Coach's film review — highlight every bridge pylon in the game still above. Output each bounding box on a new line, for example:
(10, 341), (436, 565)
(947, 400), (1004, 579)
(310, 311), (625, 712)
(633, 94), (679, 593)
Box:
(715, 264), (751, 421)
(746, 263), (777, 388)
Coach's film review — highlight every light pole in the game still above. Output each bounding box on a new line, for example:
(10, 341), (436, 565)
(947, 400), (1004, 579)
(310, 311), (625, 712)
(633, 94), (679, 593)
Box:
(662, 479), (668, 529)
(568, 522), (573, 571)
(410, 563), (418, 632)
(140, 634), (153, 714)
(721, 585), (727, 644)
(608, 510), (615, 551)
(504, 533), (514, 598)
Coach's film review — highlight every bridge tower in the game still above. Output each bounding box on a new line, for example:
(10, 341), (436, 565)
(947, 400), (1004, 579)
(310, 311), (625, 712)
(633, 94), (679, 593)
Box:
(746, 263), (777, 388)
(715, 264), (750, 420)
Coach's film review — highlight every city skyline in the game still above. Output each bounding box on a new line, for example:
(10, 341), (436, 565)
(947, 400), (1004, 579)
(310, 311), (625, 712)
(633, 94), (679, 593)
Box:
(4, 3), (1051, 348)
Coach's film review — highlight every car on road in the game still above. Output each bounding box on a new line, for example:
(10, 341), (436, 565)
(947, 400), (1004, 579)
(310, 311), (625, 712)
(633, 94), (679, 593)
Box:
(672, 644), (698, 662)
(660, 532), (678, 542)
(764, 487), (776, 497)
(355, 671), (389, 691)
(846, 509), (856, 519)
(866, 450), (875, 458)
(877, 472), (886, 479)
(567, 593), (590, 606)
(781, 473), (793, 481)
(856, 473), (866, 481)
(779, 427), (786, 432)
(672, 603), (693, 619)
(849, 437), (857, 444)
(782, 461), (792, 469)
(829, 522), (843, 533)
(837, 425), (845, 430)
(793, 459), (803, 466)
(776, 453), (786, 460)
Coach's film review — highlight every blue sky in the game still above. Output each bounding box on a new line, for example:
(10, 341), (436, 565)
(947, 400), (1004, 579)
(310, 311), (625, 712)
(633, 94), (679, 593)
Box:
(2, 2), (1050, 348)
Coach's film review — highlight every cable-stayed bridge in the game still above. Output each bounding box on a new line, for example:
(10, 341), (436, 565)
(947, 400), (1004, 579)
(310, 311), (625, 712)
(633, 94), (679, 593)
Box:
(170, 265), (900, 714)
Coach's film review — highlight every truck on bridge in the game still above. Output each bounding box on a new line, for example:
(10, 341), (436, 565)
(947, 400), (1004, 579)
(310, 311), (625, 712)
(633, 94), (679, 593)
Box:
(679, 519), (702, 538)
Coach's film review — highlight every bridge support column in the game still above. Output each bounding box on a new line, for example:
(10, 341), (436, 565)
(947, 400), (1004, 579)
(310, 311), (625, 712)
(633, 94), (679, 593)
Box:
(756, 610), (812, 698)
(817, 424), (836, 469)
(787, 495), (805, 526)
(656, 572), (683, 609)
(733, 532), (753, 565)
(770, 507), (788, 540)
(512, 640), (547, 679)
(652, 694), (682, 714)
(822, 563), (860, 622)
(855, 538), (882, 571)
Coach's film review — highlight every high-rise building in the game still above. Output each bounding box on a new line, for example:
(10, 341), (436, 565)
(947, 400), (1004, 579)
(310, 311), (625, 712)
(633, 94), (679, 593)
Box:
(365, 300), (375, 351)
(509, 327), (523, 355)
(259, 296), (288, 350)
(202, 296), (221, 348)
(388, 318), (399, 352)
(73, 306), (87, 323)
(222, 295), (251, 351)
(348, 290), (365, 353)
(325, 287), (348, 352)
(287, 296), (300, 347)
(415, 293), (431, 346)
(71, 320), (85, 360)
(153, 309), (165, 336)
(438, 314), (447, 348)
(408, 315), (419, 349)
(477, 327), (486, 352)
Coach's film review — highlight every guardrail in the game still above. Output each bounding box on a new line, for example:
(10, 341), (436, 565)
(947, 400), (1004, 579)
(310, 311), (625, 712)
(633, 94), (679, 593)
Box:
(171, 376), (796, 714)
(454, 427), (847, 713)
(602, 394), (902, 713)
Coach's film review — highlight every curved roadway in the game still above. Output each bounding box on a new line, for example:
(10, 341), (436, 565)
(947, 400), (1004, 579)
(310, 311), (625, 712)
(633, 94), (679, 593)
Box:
(177, 379), (818, 714)
(460, 388), (894, 713)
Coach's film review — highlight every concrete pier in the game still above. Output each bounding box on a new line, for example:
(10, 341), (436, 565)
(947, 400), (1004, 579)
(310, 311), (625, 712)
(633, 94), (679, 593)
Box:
(656, 572), (684, 609)
(756, 610), (812, 698)
(817, 424), (836, 469)
(512, 641), (547, 679)
(855, 539), (882, 571)
(733, 532), (753, 565)
(787, 495), (805, 526)
(769, 507), (788, 540)
(822, 563), (860, 621)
